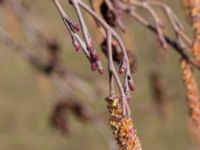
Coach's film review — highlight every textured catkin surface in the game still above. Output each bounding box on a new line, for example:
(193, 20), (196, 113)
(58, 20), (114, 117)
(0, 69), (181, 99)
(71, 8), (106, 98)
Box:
(183, 0), (200, 62)
(0, 0), (199, 150)
(180, 59), (200, 129)
(106, 97), (141, 150)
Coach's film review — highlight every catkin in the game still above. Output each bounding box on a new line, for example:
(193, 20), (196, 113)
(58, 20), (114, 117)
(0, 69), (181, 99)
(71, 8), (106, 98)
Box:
(180, 59), (200, 129)
(106, 97), (142, 150)
(183, 0), (200, 61)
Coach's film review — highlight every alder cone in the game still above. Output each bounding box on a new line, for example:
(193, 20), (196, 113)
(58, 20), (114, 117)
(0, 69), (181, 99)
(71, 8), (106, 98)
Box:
(51, 101), (70, 134)
(127, 50), (137, 73)
(51, 113), (70, 134)
(150, 72), (171, 119)
(100, 1), (117, 27)
(51, 99), (92, 134)
(101, 40), (137, 73)
(101, 40), (123, 63)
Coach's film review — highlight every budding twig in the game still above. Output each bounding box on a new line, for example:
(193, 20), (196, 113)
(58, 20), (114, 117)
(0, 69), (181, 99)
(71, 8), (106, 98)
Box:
(102, 0), (200, 70)
(53, 0), (136, 117)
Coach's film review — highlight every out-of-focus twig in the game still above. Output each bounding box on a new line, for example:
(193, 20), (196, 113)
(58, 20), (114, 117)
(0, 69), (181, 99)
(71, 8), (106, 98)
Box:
(5, 0), (41, 46)
(0, 27), (116, 150)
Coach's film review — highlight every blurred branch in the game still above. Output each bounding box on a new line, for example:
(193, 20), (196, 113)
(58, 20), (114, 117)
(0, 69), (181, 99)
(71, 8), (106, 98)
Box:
(5, 0), (43, 46)
(119, 0), (192, 48)
(2, 0), (97, 100)
(0, 26), (95, 101)
(0, 27), (116, 150)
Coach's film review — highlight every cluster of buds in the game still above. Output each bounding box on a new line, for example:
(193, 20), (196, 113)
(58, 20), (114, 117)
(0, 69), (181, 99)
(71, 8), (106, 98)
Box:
(183, 0), (200, 62)
(53, 0), (104, 75)
(100, 0), (125, 31)
(100, 1), (117, 27)
(53, 0), (139, 148)
(106, 97), (142, 150)
(180, 59), (200, 129)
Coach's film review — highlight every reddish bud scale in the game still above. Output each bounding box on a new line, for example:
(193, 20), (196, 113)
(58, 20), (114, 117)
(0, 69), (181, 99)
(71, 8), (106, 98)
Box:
(72, 23), (80, 32)
(119, 60), (127, 74)
(90, 52), (98, 62)
(91, 62), (97, 71)
(119, 67), (126, 74)
(128, 79), (135, 91)
(87, 42), (94, 51)
(72, 39), (81, 52)
(96, 60), (104, 75)
(89, 40), (94, 48)
(126, 96), (131, 104)
(87, 45), (98, 63)
(68, 21), (79, 33)
(98, 67), (104, 75)
(88, 46), (96, 56)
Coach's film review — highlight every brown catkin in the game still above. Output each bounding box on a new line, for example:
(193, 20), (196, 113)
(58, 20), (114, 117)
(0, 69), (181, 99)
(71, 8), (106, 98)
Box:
(180, 59), (200, 129)
(101, 40), (137, 73)
(150, 72), (171, 119)
(183, 0), (200, 62)
(106, 97), (142, 150)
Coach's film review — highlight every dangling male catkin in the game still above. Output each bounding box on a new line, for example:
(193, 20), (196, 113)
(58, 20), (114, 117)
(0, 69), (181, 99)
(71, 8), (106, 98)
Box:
(180, 59), (200, 129)
(106, 97), (142, 150)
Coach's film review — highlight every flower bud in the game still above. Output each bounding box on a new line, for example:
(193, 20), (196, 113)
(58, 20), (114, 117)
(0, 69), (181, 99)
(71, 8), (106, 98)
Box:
(119, 60), (127, 74)
(128, 79), (136, 91)
(91, 62), (97, 71)
(72, 23), (80, 32)
(72, 38), (81, 52)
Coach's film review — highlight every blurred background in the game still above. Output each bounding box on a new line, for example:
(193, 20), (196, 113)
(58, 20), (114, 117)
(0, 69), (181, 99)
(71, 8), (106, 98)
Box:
(0, 0), (200, 150)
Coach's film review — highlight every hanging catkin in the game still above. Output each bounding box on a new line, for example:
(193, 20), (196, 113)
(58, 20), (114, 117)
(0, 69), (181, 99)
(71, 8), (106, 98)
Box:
(180, 59), (200, 129)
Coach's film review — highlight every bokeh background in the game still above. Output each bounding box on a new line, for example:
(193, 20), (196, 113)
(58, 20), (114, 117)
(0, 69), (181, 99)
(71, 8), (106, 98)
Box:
(0, 0), (200, 150)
